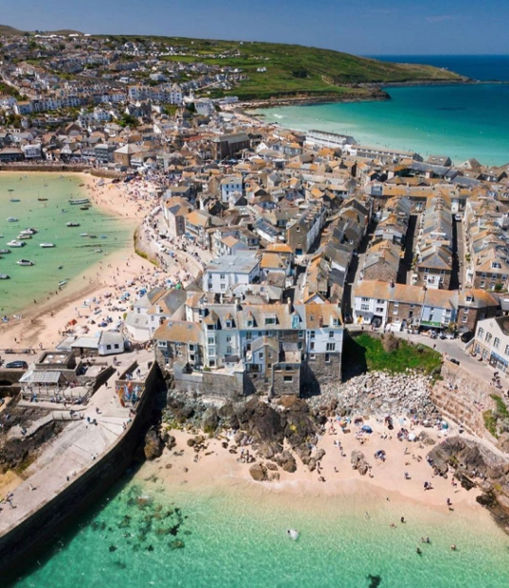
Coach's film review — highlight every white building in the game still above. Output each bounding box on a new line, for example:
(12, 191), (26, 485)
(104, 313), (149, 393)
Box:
(203, 252), (260, 294)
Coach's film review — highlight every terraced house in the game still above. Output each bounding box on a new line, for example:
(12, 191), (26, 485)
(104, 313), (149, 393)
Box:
(154, 301), (343, 397)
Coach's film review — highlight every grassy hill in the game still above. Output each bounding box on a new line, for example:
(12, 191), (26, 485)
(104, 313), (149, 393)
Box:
(143, 37), (466, 101)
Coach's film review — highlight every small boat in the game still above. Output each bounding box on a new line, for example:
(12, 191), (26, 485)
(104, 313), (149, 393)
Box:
(17, 259), (34, 266)
(7, 217), (18, 222)
(7, 188), (14, 192)
(7, 240), (25, 248)
(57, 265), (63, 270)
(0, 274), (10, 280)
(10, 198), (20, 202)
(40, 242), (56, 248)
(23, 227), (38, 234)
(66, 221), (80, 227)
(58, 279), (68, 288)
(95, 248), (103, 253)
(89, 234), (97, 239)
(80, 206), (90, 210)
(69, 198), (90, 205)
(286, 529), (300, 541)
(17, 232), (32, 240)
(0, 248), (11, 254)
(37, 197), (48, 202)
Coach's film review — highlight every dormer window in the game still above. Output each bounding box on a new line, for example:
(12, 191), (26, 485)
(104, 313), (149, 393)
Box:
(265, 316), (276, 325)
(247, 319), (253, 328)
(225, 320), (232, 328)
(466, 296), (473, 303)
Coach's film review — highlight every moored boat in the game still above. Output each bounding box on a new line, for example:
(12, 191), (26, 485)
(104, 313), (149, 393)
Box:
(0, 248), (11, 254)
(66, 221), (80, 227)
(69, 198), (90, 205)
(10, 198), (20, 202)
(7, 217), (18, 222)
(17, 232), (32, 240)
(17, 259), (34, 266)
(40, 242), (56, 248)
(58, 279), (68, 288)
(0, 274), (10, 280)
(6, 240), (25, 248)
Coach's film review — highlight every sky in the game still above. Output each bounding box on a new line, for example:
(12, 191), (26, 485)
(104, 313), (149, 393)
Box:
(1, 0), (508, 55)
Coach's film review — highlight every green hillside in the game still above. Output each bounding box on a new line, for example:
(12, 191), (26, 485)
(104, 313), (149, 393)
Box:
(135, 37), (466, 101)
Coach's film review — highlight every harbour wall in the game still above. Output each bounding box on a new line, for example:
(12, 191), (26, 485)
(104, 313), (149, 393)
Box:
(0, 361), (165, 580)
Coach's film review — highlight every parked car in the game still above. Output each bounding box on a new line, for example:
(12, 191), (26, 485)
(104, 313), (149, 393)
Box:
(460, 331), (474, 343)
(449, 358), (460, 366)
(4, 360), (28, 369)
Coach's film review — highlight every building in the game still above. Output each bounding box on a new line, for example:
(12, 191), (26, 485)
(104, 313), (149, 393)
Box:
(202, 252), (261, 294)
(473, 316), (509, 372)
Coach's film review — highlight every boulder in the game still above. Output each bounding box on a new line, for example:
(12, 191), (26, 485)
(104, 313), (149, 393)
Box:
(497, 432), (509, 454)
(165, 435), (176, 450)
(275, 450), (297, 473)
(201, 407), (219, 433)
(249, 463), (268, 482)
(144, 427), (164, 460)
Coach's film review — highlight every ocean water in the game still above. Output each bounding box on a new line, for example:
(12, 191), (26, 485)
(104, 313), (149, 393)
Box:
(11, 472), (509, 588)
(256, 69), (509, 165)
(371, 55), (509, 82)
(0, 174), (130, 316)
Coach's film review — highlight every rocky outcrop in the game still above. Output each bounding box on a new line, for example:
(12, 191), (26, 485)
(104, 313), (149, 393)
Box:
(143, 426), (164, 460)
(274, 450), (297, 473)
(351, 450), (370, 476)
(428, 436), (509, 534)
(249, 463), (268, 482)
(315, 371), (440, 421)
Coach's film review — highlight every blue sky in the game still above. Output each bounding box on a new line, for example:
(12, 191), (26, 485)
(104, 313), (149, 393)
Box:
(2, 0), (508, 55)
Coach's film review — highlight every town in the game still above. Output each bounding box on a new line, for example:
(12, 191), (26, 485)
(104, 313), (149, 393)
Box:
(1, 28), (509, 578)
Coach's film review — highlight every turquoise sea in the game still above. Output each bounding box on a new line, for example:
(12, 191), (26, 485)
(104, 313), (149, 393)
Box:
(10, 471), (509, 587)
(0, 173), (130, 316)
(256, 83), (509, 166)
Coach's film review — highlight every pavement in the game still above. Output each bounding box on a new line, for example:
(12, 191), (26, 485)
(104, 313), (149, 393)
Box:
(0, 349), (153, 536)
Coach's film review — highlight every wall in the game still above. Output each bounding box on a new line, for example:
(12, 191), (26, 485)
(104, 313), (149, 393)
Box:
(0, 362), (165, 577)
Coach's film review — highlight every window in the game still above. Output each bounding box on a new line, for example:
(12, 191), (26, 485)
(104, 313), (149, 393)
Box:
(310, 341), (315, 350)
(329, 331), (334, 338)
(208, 337), (215, 344)
(106, 344), (111, 350)
(309, 353), (316, 360)
(478, 327), (484, 338)
(226, 336), (232, 342)
(326, 342), (335, 351)
(220, 273), (225, 279)
(362, 297), (369, 302)
(310, 330), (315, 339)
(494, 337), (500, 349)
(283, 375), (293, 382)
(246, 331), (252, 339)
(265, 317), (276, 325)
(325, 353), (330, 363)
(485, 332), (492, 343)
(361, 304), (370, 311)
(505, 345), (509, 356)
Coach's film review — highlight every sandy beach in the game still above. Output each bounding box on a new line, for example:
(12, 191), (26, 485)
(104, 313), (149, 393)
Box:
(142, 416), (486, 526)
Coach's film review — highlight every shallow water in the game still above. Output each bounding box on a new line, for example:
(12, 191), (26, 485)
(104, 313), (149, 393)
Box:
(0, 174), (130, 316)
(12, 470), (509, 588)
(256, 83), (509, 165)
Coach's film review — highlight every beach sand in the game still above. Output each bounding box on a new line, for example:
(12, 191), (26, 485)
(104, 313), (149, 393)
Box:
(142, 417), (486, 525)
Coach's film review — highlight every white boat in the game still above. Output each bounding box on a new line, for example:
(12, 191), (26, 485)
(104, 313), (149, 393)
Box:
(22, 227), (38, 235)
(58, 279), (68, 288)
(0, 274), (10, 280)
(7, 217), (18, 222)
(80, 232), (89, 237)
(40, 242), (56, 248)
(7, 240), (25, 248)
(286, 529), (300, 541)
(17, 232), (32, 240)
(17, 259), (34, 266)
(66, 221), (80, 227)
(69, 198), (90, 205)
(0, 248), (10, 254)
